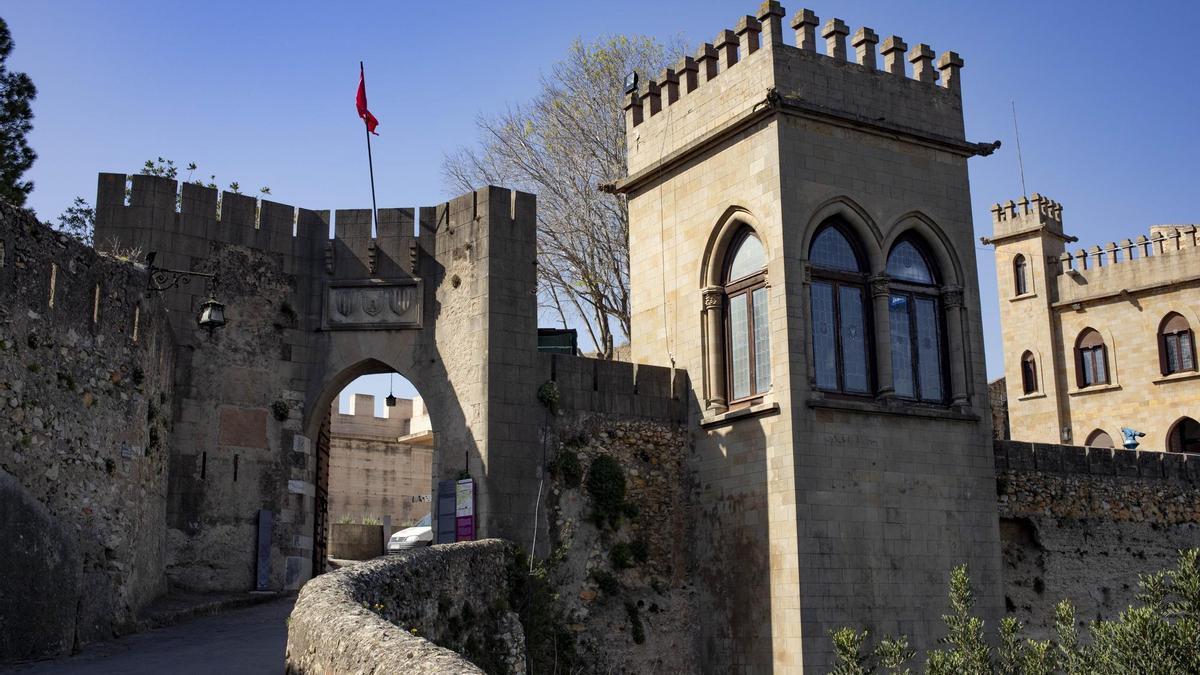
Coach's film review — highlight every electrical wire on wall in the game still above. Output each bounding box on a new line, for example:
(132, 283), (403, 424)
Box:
(653, 91), (692, 371)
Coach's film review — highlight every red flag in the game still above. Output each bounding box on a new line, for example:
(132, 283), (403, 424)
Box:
(356, 65), (379, 135)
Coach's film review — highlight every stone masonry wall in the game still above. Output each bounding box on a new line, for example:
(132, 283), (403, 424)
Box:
(540, 416), (695, 674)
(995, 439), (1200, 636)
(285, 539), (525, 675)
(0, 202), (176, 660)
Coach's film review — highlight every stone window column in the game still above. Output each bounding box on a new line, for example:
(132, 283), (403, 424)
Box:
(942, 286), (970, 407)
(868, 274), (894, 398)
(702, 286), (728, 411)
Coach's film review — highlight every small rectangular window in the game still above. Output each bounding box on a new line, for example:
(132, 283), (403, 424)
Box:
(889, 295), (914, 398)
(752, 287), (770, 394)
(729, 293), (750, 400)
(838, 285), (869, 393)
(915, 298), (942, 402)
(811, 282), (837, 391)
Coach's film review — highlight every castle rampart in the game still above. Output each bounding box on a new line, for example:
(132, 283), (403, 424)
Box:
(995, 440), (1200, 635)
(623, 2), (975, 178)
(0, 202), (177, 659)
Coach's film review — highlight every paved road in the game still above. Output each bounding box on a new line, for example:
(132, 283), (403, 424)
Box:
(3, 596), (295, 675)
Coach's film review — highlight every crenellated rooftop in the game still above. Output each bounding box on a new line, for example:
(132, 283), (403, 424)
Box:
(621, 2), (976, 178)
(988, 193), (1066, 240)
(1059, 225), (1200, 276)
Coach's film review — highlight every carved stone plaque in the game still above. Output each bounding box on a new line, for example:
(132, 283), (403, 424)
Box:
(322, 279), (422, 330)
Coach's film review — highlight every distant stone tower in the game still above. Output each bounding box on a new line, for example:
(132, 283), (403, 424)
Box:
(985, 195), (1072, 444)
(611, 2), (1003, 671)
(987, 193), (1200, 453)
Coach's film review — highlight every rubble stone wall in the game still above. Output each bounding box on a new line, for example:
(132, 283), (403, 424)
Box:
(994, 439), (1200, 635)
(539, 415), (696, 674)
(0, 203), (176, 659)
(285, 539), (525, 675)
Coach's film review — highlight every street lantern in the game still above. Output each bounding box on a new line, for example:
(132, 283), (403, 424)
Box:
(197, 295), (226, 331)
(144, 251), (227, 332)
(386, 373), (397, 407)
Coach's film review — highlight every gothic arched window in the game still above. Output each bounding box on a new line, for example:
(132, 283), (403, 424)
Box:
(1020, 351), (1038, 394)
(1075, 328), (1109, 387)
(1167, 417), (1200, 453)
(724, 229), (769, 402)
(809, 222), (871, 395)
(1013, 254), (1028, 295)
(887, 238), (945, 403)
(1159, 313), (1195, 375)
(1085, 429), (1114, 448)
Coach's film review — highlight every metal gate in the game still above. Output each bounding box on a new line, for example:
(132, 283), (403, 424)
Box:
(312, 412), (331, 573)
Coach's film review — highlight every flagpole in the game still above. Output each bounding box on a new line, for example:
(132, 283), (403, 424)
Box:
(361, 61), (379, 236)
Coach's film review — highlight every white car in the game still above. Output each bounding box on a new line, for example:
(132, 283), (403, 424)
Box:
(387, 514), (433, 553)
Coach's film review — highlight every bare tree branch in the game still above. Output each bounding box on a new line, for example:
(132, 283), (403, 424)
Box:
(442, 35), (674, 358)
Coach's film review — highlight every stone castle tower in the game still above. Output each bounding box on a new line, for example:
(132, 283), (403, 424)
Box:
(987, 194), (1200, 453)
(610, 2), (1004, 670)
(985, 195), (1073, 443)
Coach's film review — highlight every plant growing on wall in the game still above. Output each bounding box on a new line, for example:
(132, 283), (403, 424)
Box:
(536, 380), (560, 415)
(585, 454), (632, 529)
(829, 548), (1200, 675)
(271, 399), (290, 421)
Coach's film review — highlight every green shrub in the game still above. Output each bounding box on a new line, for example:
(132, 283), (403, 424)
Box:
(829, 548), (1200, 675)
(610, 542), (633, 569)
(630, 538), (649, 564)
(586, 454), (628, 529)
(551, 448), (583, 488)
(625, 600), (646, 644)
(591, 569), (619, 597)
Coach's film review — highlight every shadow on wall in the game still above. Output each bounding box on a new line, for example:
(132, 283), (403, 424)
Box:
(690, 407), (774, 672)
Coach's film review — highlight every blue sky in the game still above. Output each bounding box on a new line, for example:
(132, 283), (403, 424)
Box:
(7, 1), (1198, 413)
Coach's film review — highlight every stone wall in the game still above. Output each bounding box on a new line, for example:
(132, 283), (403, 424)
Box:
(539, 416), (696, 674)
(328, 394), (433, 528)
(328, 523), (384, 561)
(285, 539), (524, 675)
(995, 439), (1200, 635)
(0, 202), (176, 659)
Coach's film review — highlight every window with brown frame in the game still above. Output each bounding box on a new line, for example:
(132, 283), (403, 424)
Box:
(1020, 351), (1037, 394)
(724, 230), (770, 403)
(1075, 328), (1109, 387)
(1167, 417), (1200, 453)
(809, 222), (871, 395)
(887, 238), (946, 403)
(1158, 313), (1196, 375)
(1013, 254), (1028, 295)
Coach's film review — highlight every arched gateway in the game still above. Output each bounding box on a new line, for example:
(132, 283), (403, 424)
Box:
(94, 174), (546, 591)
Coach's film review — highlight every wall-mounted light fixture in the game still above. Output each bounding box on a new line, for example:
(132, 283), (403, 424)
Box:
(145, 252), (226, 332)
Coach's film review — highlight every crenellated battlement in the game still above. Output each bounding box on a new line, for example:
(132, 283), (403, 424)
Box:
(1058, 225), (1200, 276)
(94, 173), (534, 283)
(625, 2), (963, 130)
(989, 193), (1064, 238)
(622, 2), (972, 177)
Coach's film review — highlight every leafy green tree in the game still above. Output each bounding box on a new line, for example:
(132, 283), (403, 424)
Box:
(0, 17), (37, 207)
(925, 565), (992, 675)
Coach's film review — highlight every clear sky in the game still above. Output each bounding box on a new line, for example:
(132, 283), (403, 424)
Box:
(6, 1), (1198, 413)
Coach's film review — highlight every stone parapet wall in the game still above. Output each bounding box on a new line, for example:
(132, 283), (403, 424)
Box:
(994, 439), (1200, 635)
(541, 353), (687, 423)
(285, 539), (524, 675)
(0, 202), (176, 660)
